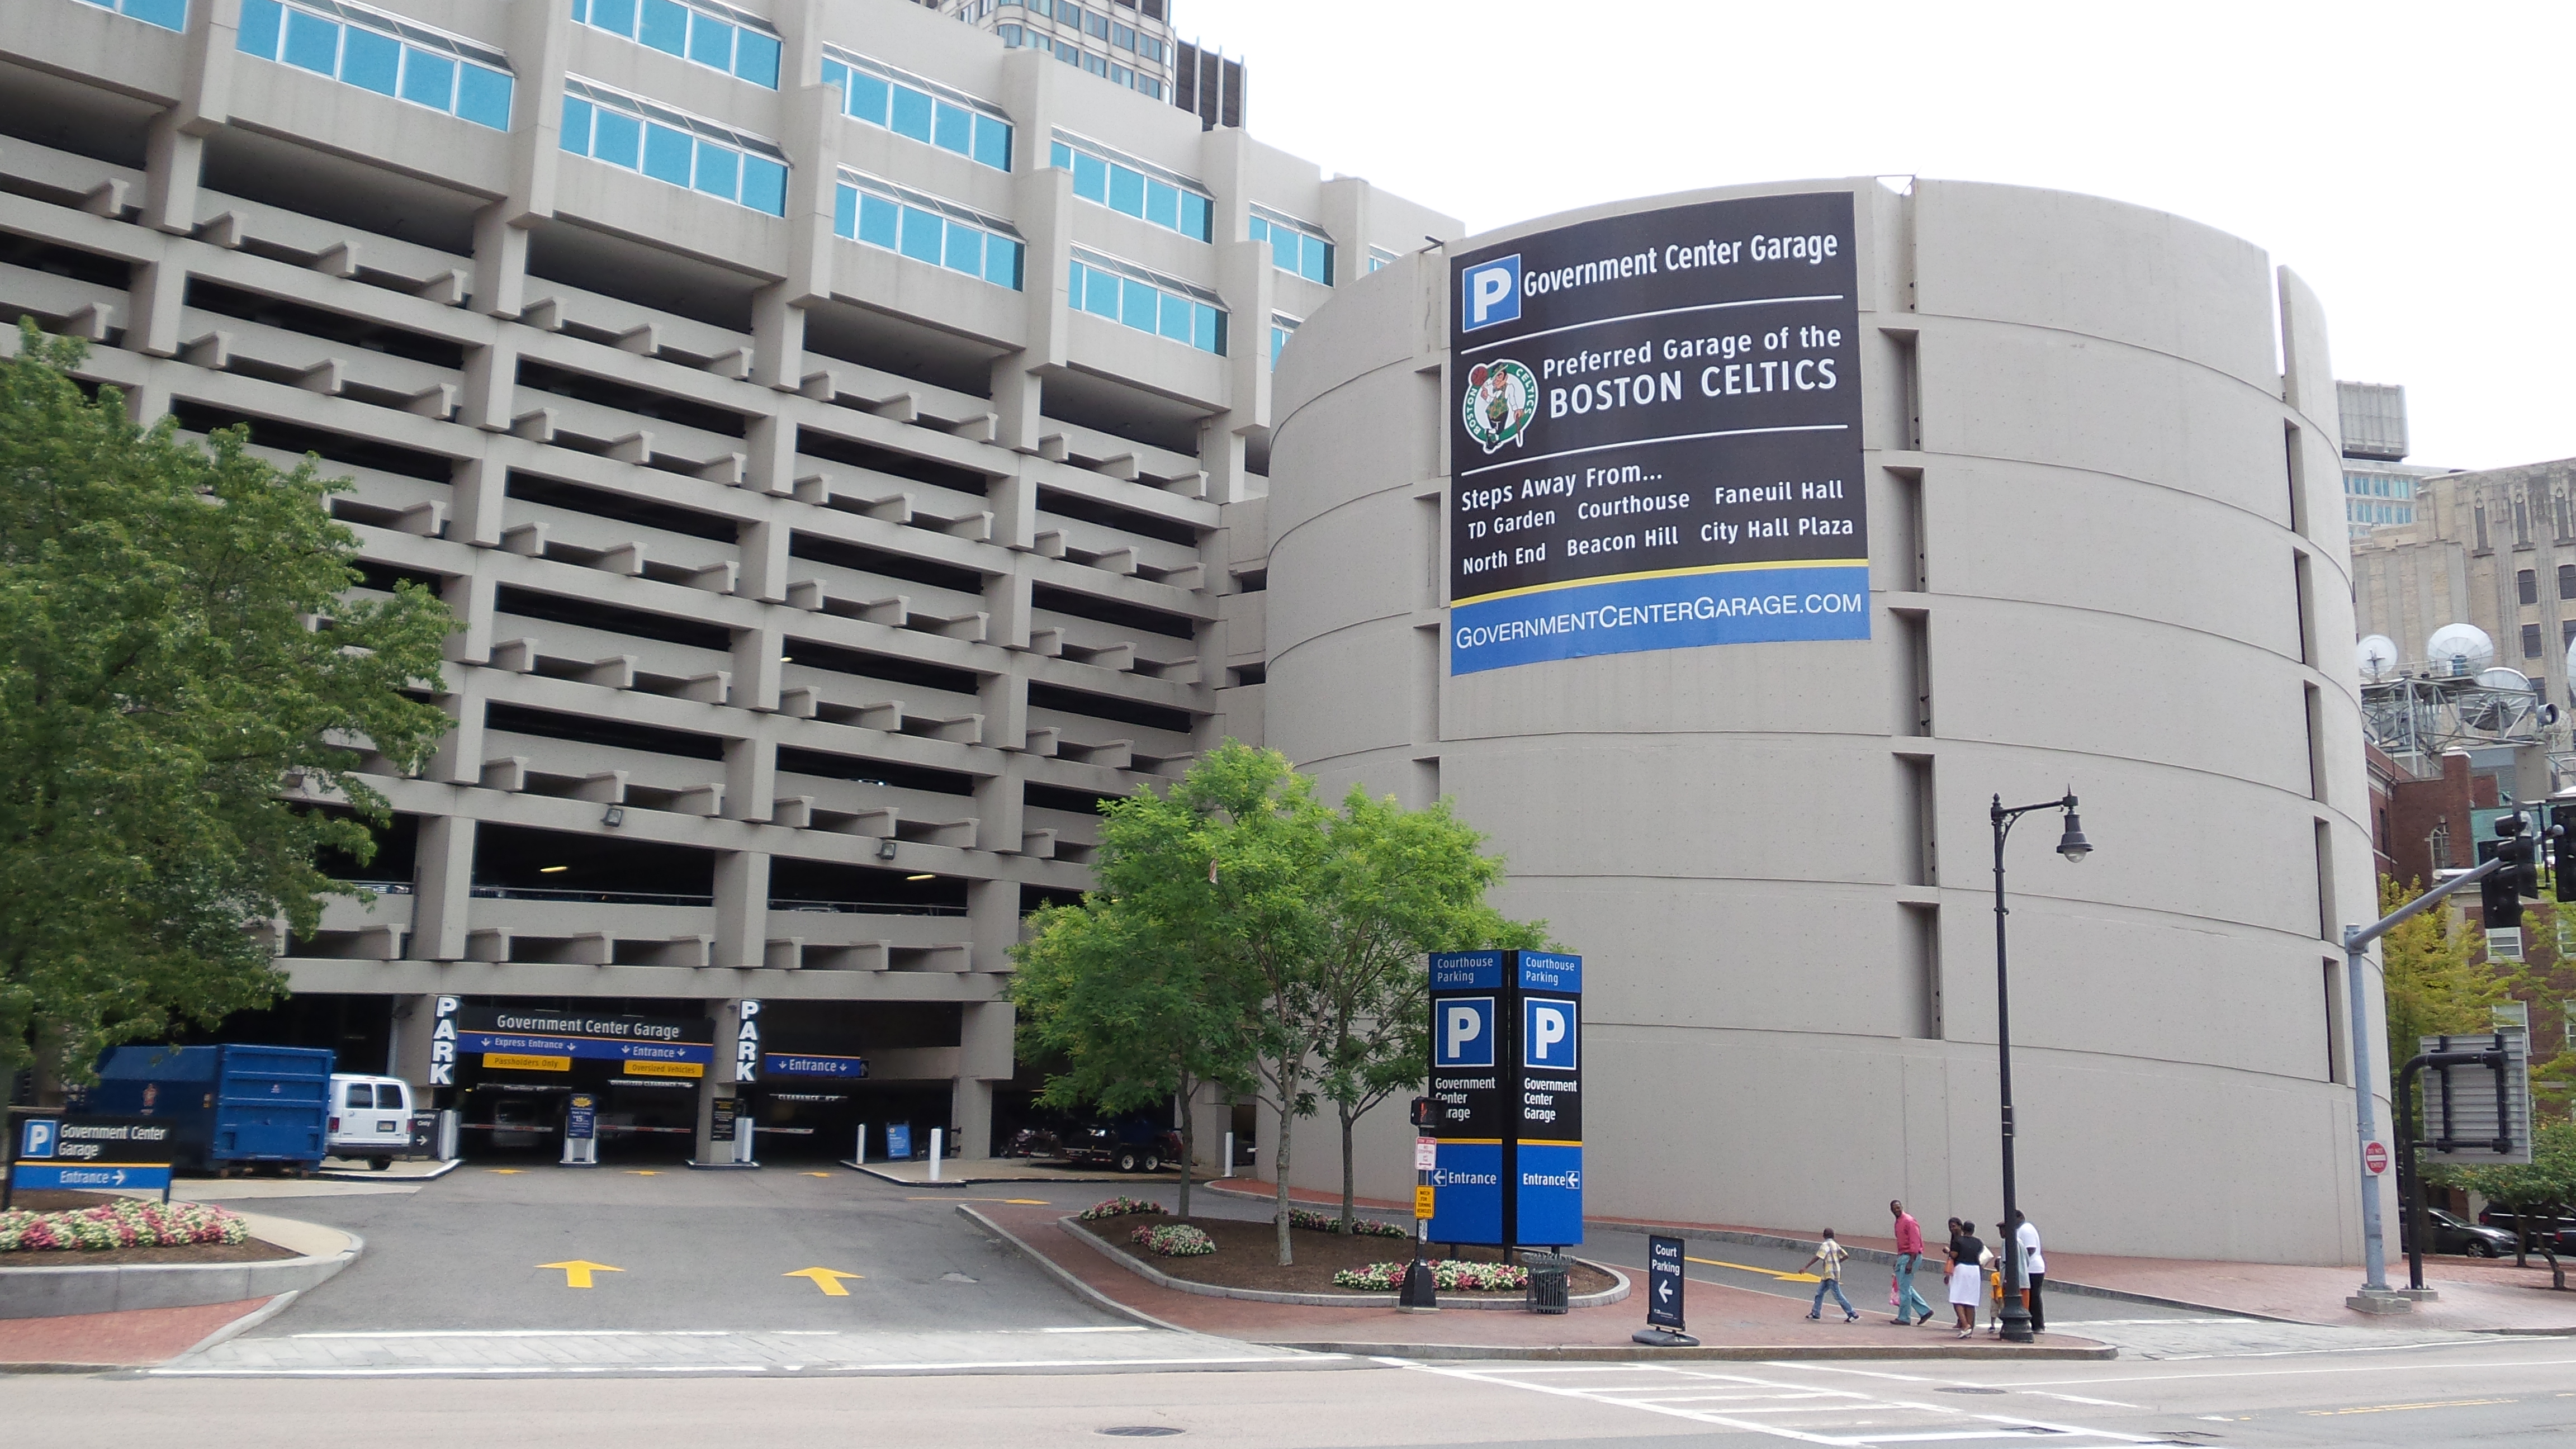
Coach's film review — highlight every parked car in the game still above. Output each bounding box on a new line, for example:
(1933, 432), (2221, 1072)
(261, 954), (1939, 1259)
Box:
(327, 1074), (414, 1171)
(2400, 1207), (2516, 1258)
(487, 1095), (551, 1150)
(2476, 1208), (2576, 1255)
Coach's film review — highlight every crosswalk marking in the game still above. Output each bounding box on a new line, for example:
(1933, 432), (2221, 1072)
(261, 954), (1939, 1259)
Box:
(1401, 1362), (2214, 1448)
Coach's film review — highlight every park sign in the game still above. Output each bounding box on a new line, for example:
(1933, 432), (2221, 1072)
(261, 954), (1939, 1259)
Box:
(1427, 949), (1584, 1247)
(1447, 192), (1868, 674)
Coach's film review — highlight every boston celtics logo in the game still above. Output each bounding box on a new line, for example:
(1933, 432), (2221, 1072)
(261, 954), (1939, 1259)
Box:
(1462, 359), (1537, 454)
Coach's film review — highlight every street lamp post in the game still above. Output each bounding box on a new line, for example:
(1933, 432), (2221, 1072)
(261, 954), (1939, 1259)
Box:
(1989, 791), (2091, 1346)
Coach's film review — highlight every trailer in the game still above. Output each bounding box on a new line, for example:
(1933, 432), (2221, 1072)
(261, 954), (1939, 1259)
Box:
(83, 1044), (335, 1173)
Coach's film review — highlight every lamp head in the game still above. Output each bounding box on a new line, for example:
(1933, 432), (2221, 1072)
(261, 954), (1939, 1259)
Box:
(2056, 809), (2092, 863)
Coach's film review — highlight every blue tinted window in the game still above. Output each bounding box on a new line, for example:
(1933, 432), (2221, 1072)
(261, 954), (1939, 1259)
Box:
(1197, 305), (1221, 354)
(972, 115), (1011, 171)
(454, 64), (512, 129)
(639, 0), (688, 55)
(1107, 165), (1144, 218)
(688, 10), (733, 69)
(846, 72), (888, 126)
(834, 185), (858, 237)
(859, 192), (898, 249)
(898, 206), (944, 264)
(401, 46), (456, 110)
(643, 122), (694, 186)
(734, 29), (780, 87)
(339, 25), (399, 94)
(1157, 292), (1190, 343)
(591, 0), (636, 35)
(985, 238), (1020, 289)
(237, 0), (282, 56)
(1050, 140), (1072, 170)
(1120, 276), (1157, 332)
(1145, 180), (1178, 231)
(932, 101), (971, 155)
(591, 107), (642, 167)
(820, 58), (848, 97)
(559, 94), (594, 154)
(1072, 151), (1106, 203)
(1302, 242), (1332, 286)
(889, 86), (932, 143)
(569, 0), (590, 20)
(944, 224), (983, 276)
(1179, 192), (1209, 241)
(1082, 268), (1117, 319)
(740, 155), (786, 216)
(125, 0), (187, 29)
(693, 139), (738, 200)
(281, 8), (338, 74)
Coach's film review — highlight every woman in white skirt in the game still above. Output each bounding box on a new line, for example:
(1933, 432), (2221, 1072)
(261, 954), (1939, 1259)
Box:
(1946, 1220), (1986, 1338)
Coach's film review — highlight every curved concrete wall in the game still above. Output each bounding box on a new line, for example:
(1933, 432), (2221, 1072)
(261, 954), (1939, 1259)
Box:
(1264, 179), (2383, 1265)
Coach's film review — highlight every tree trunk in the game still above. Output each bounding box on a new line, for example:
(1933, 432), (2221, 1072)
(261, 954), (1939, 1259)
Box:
(2515, 1210), (2529, 1269)
(1272, 1083), (1295, 1267)
(30, 1019), (65, 1108)
(1339, 1105), (1358, 1233)
(1175, 1085), (1195, 1221)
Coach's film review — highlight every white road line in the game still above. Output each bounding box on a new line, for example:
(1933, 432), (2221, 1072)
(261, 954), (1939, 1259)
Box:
(2004, 1352), (2576, 1388)
(148, 1353), (1328, 1379)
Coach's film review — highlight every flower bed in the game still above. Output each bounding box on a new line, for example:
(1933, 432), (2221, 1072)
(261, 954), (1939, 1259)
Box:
(1284, 1207), (1409, 1239)
(1, 1199), (249, 1253)
(1077, 1196), (1167, 1223)
(1129, 1222), (1216, 1257)
(1332, 1259), (1529, 1292)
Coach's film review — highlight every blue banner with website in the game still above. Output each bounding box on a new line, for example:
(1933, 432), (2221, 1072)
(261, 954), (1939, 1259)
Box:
(1450, 564), (1869, 674)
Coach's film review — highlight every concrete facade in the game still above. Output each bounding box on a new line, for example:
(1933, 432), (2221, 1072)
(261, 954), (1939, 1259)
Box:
(0, 0), (1450, 1158)
(1258, 180), (2388, 1266)
(2354, 458), (2576, 718)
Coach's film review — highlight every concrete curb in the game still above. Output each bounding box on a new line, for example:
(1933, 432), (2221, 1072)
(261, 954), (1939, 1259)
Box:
(314, 1159), (458, 1184)
(1060, 1216), (1631, 1311)
(1252, 1339), (2119, 1362)
(955, 1204), (1194, 1334)
(0, 1214), (361, 1320)
(174, 1289), (302, 1358)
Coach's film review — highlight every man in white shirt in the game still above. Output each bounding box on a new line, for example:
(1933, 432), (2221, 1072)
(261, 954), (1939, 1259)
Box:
(2011, 1211), (2047, 1333)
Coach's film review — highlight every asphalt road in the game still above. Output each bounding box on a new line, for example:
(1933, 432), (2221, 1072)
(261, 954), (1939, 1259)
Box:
(17, 1336), (2576, 1446)
(242, 1162), (1121, 1334)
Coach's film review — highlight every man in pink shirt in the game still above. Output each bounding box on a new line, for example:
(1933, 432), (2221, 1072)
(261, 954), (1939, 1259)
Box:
(1890, 1200), (1935, 1325)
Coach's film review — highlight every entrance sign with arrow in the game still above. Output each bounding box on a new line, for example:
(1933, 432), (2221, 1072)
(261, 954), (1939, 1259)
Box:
(782, 1266), (865, 1296)
(1632, 1233), (1698, 1347)
(539, 1259), (624, 1289)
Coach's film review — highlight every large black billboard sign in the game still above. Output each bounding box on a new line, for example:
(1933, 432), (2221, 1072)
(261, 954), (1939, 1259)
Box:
(1447, 191), (1868, 674)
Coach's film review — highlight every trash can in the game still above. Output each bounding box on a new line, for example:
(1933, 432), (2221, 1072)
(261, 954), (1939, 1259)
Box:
(1524, 1252), (1571, 1315)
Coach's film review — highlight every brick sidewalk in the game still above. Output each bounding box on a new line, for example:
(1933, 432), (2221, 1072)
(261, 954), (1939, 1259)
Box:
(974, 1201), (2108, 1358)
(0, 1296), (278, 1370)
(1205, 1177), (2576, 1334)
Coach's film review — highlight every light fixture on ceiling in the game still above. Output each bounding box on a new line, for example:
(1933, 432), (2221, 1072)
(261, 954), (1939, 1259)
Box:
(875, 837), (898, 860)
(539, 865), (569, 874)
(602, 804), (626, 827)
(906, 874), (935, 882)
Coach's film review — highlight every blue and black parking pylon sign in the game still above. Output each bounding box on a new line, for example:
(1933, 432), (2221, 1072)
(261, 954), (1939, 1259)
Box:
(1426, 949), (1583, 1249)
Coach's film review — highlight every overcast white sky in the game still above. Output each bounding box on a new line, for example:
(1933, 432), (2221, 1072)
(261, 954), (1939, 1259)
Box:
(1183, 0), (2569, 470)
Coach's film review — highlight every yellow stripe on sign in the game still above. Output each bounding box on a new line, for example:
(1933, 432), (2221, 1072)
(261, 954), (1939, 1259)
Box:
(1451, 557), (1870, 608)
(483, 1053), (571, 1071)
(623, 1059), (704, 1078)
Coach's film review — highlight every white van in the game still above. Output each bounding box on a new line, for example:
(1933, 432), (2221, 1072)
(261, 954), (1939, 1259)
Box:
(328, 1074), (415, 1170)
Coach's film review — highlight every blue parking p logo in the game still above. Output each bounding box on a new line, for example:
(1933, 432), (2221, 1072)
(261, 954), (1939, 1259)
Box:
(1523, 997), (1578, 1071)
(1436, 998), (1496, 1068)
(1460, 255), (1521, 332)
(20, 1119), (56, 1158)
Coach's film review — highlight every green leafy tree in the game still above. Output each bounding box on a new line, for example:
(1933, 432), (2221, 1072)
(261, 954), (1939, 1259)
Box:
(1010, 898), (1258, 1219)
(0, 324), (453, 1095)
(1310, 786), (1544, 1232)
(2433, 1120), (2576, 1288)
(2379, 873), (2504, 1095)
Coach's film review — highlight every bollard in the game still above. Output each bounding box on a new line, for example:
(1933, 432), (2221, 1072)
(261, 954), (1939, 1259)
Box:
(929, 1128), (943, 1181)
(1222, 1131), (1234, 1178)
(855, 1124), (867, 1164)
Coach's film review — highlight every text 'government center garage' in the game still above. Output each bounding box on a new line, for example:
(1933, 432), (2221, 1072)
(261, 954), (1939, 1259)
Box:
(3, 0), (2385, 1264)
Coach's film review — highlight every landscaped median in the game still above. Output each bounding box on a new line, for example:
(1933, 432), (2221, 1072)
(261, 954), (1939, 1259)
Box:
(1060, 1196), (1627, 1310)
(0, 1190), (361, 1319)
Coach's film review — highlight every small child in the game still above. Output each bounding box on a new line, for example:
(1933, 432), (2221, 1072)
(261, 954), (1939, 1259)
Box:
(1802, 1228), (1859, 1323)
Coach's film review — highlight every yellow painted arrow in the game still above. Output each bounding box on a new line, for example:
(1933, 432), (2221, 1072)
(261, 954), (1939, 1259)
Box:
(1687, 1254), (1820, 1283)
(487, 1168), (525, 1175)
(539, 1259), (624, 1289)
(783, 1266), (865, 1296)
(625, 1171), (661, 1176)
(803, 1172), (832, 1178)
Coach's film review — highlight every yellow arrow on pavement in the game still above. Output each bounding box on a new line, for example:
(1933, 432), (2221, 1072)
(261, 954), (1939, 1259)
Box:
(487, 1168), (525, 1175)
(539, 1259), (624, 1289)
(625, 1171), (661, 1176)
(783, 1266), (865, 1296)
(1686, 1254), (1820, 1283)
(803, 1172), (832, 1178)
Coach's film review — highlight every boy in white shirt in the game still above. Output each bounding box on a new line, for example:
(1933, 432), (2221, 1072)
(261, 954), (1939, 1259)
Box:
(1801, 1228), (1858, 1323)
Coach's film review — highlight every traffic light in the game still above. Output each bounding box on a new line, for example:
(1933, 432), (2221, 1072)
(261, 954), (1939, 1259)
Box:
(2484, 817), (2536, 931)
(1409, 1096), (1434, 1129)
(2552, 802), (2576, 902)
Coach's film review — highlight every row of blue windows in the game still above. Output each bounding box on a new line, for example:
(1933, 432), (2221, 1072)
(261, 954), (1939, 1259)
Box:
(834, 179), (1024, 291)
(1249, 212), (1333, 286)
(1051, 140), (1211, 242)
(561, 84), (787, 216)
(2346, 472), (2418, 499)
(1068, 253), (1224, 355)
(1005, 0), (1169, 63)
(69, 0), (186, 31)
(1001, 27), (1166, 99)
(238, 0), (513, 130)
(570, 0), (781, 89)
(2348, 500), (2414, 525)
(821, 53), (1014, 173)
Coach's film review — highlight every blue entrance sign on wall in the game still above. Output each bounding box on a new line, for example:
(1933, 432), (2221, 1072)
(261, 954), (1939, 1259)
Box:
(1428, 1141), (1504, 1244)
(12, 1161), (172, 1193)
(763, 1053), (869, 1078)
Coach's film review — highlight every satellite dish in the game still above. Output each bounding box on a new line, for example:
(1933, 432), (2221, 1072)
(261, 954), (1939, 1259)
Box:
(2427, 623), (2494, 676)
(2357, 635), (2400, 681)
(2478, 666), (2533, 693)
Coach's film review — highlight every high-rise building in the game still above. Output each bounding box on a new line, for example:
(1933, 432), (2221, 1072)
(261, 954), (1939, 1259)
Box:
(0, 0), (1450, 1158)
(2335, 381), (2450, 538)
(2352, 457), (2576, 729)
(936, 0), (1216, 119)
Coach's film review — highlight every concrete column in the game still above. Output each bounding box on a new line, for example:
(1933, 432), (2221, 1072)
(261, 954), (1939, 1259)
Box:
(143, 0), (238, 234)
(966, 877), (1020, 976)
(713, 850), (769, 970)
(953, 1000), (1015, 1161)
(1317, 177), (1373, 281)
(695, 998), (748, 1163)
(388, 993), (443, 1086)
(412, 816), (476, 962)
(448, 450), (511, 550)
(723, 731), (778, 820)
(731, 625), (785, 713)
(977, 669), (1027, 751)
